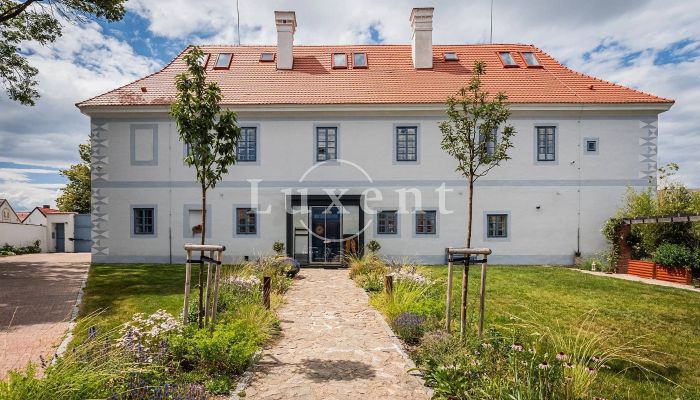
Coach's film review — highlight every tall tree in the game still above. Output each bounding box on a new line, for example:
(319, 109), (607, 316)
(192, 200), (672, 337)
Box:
(0, 0), (126, 106)
(439, 60), (516, 337)
(171, 46), (241, 327)
(56, 142), (91, 213)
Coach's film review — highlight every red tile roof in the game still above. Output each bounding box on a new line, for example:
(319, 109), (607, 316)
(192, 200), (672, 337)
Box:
(16, 212), (30, 221)
(77, 44), (673, 108)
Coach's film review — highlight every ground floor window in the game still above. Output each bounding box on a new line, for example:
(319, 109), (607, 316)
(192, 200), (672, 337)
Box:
(415, 210), (436, 234)
(377, 210), (398, 234)
(487, 214), (508, 238)
(236, 208), (257, 234)
(133, 207), (154, 235)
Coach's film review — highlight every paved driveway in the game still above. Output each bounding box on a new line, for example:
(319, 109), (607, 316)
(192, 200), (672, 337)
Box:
(0, 253), (90, 378)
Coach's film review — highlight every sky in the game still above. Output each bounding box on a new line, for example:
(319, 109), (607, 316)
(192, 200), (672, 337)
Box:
(0, 0), (698, 210)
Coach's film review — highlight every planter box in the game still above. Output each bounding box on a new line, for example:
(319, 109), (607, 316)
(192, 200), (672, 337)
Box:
(627, 259), (692, 285)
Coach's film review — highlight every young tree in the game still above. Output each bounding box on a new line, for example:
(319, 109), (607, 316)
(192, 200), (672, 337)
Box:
(171, 46), (241, 327)
(439, 60), (516, 337)
(56, 142), (91, 213)
(0, 0), (126, 106)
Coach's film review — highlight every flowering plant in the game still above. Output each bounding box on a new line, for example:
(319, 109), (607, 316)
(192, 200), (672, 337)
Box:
(116, 310), (181, 362)
(223, 275), (261, 291)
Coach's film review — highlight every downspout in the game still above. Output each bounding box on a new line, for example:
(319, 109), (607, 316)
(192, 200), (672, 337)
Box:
(576, 105), (583, 254)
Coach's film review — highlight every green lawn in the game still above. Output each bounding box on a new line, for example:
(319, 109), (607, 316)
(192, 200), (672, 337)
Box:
(421, 265), (700, 400)
(74, 264), (189, 342)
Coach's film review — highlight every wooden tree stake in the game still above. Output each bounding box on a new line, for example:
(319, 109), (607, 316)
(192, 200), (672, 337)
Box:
(384, 275), (394, 295)
(183, 250), (192, 324)
(445, 259), (453, 332)
(263, 276), (271, 310)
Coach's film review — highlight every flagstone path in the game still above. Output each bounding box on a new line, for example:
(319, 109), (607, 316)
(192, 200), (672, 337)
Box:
(242, 268), (430, 400)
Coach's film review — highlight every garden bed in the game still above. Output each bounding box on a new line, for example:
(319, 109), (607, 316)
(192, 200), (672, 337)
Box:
(348, 255), (700, 400)
(628, 259), (692, 284)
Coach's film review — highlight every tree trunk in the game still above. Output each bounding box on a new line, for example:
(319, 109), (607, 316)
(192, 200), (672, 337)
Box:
(198, 184), (206, 328)
(460, 178), (475, 338)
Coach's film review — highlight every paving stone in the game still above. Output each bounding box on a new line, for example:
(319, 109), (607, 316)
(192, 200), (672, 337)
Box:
(245, 268), (429, 399)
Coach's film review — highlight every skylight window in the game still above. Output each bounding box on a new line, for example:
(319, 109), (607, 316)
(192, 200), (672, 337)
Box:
(332, 53), (347, 69)
(522, 52), (540, 67)
(353, 52), (367, 68)
(199, 54), (210, 68)
(444, 52), (458, 61)
(214, 53), (232, 69)
(498, 52), (518, 67)
(260, 52), (275, 62)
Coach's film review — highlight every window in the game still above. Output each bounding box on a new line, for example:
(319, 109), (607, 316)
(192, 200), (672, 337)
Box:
(199, 53), (210, 68)
(522, 52), (540, 67)
(377, 211), (398, 234)
(498, 51), (518, 67)
(332, 53), (347, 68)
(486, 214), (508, 238)
(415, 211), (436, 235)
(236, 208), (256, 234)
(479, 127), (498, 157)
(396, 126), (417, 162)
(214, 53), (232, 69)
(536, 126), (556, 161)
(260, 52), (275, 62)
(133, 208), (154, 235)
(353, 52), (367, 68)
(586, 139), (598, 153)
(2, 209), (9, 221)
(444, 52), (458, 61)
(130, 124), (158, 166)
(316, 127), (337, 161)
(237, 127), (257, 162)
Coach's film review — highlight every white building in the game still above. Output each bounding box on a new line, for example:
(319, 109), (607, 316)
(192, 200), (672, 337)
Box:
(0, 203), (83, 253)
(77, 8), (673, 265)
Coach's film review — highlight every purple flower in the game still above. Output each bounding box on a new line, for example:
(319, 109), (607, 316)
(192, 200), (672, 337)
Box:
(538, 361), (550, 369)
(587, 367), (597, 374)
(563, 362), (574, 369)
(511, 342), (524, 351)
(556, 352), (568, 361)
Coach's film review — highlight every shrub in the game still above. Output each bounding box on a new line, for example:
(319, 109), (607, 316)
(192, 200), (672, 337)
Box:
(366, 240), (381, 253)
(272, 241), (285, 255)
(652, 243), (697, 270)
(0, 242), (41, 255)
(391, 312), (425, 345)
(116, 310), (181, 363)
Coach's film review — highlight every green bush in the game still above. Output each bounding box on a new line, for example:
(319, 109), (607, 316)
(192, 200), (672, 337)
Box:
(652, 243), (697, 270)
(170, 319), (265, 377)
(0, 242), (41, 255)
(366, 240), (381, 253)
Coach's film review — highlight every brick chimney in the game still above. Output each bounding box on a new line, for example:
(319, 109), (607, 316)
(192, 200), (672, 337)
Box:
(275, 11), (296, 70)
(410, 7), (434, 69)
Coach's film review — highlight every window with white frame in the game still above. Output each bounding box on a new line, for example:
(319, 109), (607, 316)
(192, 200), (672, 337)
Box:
(316, 127), (337, 161)
(377, 210), (398, 234)
(237, 127), (257, 162)
(415, 210), (436, 235)
(396, 126), (417, 161)
(133, 208), (155, 235)
(479, 127), (497, 157)
(536, 126), (556, 161)
(486, 214), (508, 238)
(236, 208), (257, 234)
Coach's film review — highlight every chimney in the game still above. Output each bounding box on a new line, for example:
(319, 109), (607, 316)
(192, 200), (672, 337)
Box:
(43, 204), (50, 209)
(409, 7), (434, 69)
(275, 11), (296, 70)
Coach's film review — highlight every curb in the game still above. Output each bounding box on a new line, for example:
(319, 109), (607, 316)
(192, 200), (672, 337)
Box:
(230, 349), (264, 399)
(53, 261), (90, 361)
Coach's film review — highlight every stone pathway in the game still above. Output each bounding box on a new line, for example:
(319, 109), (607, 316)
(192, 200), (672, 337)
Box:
(0, 253), (90, 378)
(243, 268), (430, 400)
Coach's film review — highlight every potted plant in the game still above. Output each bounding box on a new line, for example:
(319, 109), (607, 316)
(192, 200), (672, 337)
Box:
(272, 241), (285, 257)
(191, 224), (203, 235)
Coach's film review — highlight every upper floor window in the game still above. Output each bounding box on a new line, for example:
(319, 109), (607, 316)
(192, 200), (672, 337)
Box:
(498, 51), (518, 67)
(585, 138), (598, 153)
(415, 210), (436, 235)
(353, 52), (367, 68)
(332, 53), (347, 69)
(316, 127), (337, 161)
(199, 53), (210, 68)
(214, 53), (232, 69)
(479, 127), (497, 157)
(377, 210), (398, 234)
(237, 127), (257, 162)
(536, 126), (556, 161)
(486, 214), (508, 238)
(133, 207), (155, 235)
(396, 126), (417, 162)
(521, 52), (540, 67)
(236, 208), (257, 234)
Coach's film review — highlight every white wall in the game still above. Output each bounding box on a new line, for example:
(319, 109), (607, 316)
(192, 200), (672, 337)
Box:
(0, 223), (49, 252)
(47, 214), (75, 253)
(22, 209), (47, 226)
(89, 108), (660, 264)
(0, 202), (20, 224)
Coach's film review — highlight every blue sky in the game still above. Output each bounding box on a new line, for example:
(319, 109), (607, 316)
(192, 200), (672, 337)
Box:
(0, 0), (698, 210)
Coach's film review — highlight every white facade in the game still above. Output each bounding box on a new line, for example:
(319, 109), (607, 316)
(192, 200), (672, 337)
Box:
(85, 105), (665, 265)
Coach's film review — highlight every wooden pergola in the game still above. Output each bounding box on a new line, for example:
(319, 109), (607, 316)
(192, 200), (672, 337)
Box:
(622, 214), (700, 225)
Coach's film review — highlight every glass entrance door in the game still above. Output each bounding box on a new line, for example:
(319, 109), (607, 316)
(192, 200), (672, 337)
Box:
(310, 206), (342, 263)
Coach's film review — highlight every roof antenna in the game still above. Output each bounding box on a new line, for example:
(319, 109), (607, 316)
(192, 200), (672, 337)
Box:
(489, 0), (494, 44)
(236, 0), (241, 46)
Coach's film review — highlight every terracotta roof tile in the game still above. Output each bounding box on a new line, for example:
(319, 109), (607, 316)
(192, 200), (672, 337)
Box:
(77, 44), (673, 108)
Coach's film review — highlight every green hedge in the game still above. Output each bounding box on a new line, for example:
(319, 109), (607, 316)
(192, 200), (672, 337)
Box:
(652, 244), (698, 270)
